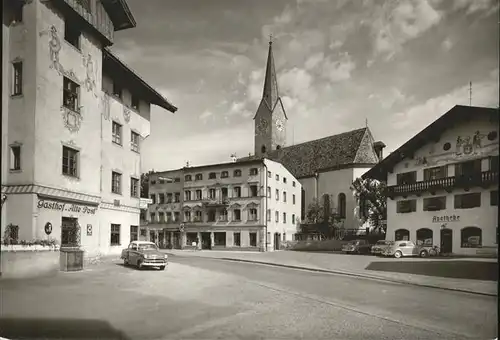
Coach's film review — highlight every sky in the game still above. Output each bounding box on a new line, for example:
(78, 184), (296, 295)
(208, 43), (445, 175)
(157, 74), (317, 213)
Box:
(110, 0), (499, 172)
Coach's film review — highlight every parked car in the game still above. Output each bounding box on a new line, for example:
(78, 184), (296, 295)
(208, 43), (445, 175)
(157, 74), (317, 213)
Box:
(121, 241), (168, 270)
(381, 240), (432, 258)
(342, 239), (372, 254)
(371, 240), (394, 255)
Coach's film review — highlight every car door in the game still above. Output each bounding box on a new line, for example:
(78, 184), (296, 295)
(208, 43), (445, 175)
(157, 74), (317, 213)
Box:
(407, 241), (418, 255)
(398, 242), (408, 255)
(129, 243), (139, 265)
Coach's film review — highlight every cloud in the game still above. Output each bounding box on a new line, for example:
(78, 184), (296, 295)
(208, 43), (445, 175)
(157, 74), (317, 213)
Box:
(441, 38), (453, 51)
(278, 67), (314, 99)
(199, 110), (214, 121)
(305, 52), (325, 70)
(370, 87), (409, 109)
(452, 0), (499, 15)
(321, 52), (356, 82)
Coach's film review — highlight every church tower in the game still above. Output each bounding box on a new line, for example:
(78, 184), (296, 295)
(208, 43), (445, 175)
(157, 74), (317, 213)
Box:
(254, 39), (288, 157)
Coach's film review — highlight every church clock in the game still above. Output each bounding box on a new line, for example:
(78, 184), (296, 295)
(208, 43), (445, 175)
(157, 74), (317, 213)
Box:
(257, 117), (269, 134)
(275, 118), (284, 132)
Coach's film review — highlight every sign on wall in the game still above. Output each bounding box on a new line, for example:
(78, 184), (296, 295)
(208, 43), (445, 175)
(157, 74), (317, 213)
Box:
(37, 199), (97, 215)
(87, 224), (93, 236)
(44, 222), (53, 235)
(432, 215), (460, 223)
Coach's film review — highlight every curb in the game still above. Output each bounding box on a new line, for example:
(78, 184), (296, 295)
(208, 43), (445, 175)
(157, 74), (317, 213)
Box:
(216, 258), (497, 297)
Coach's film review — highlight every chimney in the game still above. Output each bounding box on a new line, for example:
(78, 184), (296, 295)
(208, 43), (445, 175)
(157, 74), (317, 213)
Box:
(373, 141), (386, 162)
(230, 154), (237, 163)
(185, 161), (190, 168)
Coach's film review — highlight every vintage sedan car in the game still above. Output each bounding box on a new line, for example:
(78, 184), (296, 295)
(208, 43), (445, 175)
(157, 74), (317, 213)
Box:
(342, 239), (372, 254)
(121, 241), (168, 270)
(382, 240), (427, 258)
(371, 240), (394, 255)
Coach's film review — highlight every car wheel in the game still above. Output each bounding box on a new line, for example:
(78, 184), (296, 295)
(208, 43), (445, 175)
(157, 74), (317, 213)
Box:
(123, 258), (129, 266)
(159, 266), (166, 271)
(137, 260), (143, 270)
(394, 251), (403, 259)
(420, 250), (428, 258)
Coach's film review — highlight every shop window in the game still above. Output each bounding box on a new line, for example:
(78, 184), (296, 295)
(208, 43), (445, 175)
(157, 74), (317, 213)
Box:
(416, 228), (433, 246)
(423, 196), (446, 211)
(397, 171), (416, 185)
(249, 232), (257, 247)
(110, 224), (121, 246)
(461, 227), (482, 248)
(491, 191), (498, 206)
(395, 229), (410, 241)
(423, 166), (448, 180)
(214, 232), (226, 246)
(186, 232), (197, 246)
(396, 200), (417, 213)
(130, 226), (138, 242)
(454, 193), (481, 209)
(234, 232), (241, 246)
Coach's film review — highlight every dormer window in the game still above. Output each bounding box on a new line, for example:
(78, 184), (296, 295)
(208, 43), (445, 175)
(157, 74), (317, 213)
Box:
(233, 169), (242, 177)
(195, 173), (203, 181)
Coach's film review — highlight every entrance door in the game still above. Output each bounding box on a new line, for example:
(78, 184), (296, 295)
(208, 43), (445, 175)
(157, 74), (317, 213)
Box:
(158, 231), (165, 248)
(201, 232), (211, 250)
(61, 217), (78, 247)
(440, 229), (453, 254)
(274, 233), (281, 250)
(150, 231), (156, 244)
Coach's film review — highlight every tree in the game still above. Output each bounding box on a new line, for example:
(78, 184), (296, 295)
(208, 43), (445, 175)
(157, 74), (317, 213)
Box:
(140, 171), (153, 198)
(351, 177), (387, 232)
(301, 198), (344, 239)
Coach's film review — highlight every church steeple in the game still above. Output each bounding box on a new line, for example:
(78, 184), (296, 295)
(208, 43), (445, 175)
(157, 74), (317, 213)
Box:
(262, 38), (279, 110)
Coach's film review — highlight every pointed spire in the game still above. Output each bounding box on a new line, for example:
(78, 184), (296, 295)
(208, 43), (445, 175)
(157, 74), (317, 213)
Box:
(262, 36), (279, 110)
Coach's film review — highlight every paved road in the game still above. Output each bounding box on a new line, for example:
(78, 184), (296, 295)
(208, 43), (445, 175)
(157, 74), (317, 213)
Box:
(0, 255), (496, 340)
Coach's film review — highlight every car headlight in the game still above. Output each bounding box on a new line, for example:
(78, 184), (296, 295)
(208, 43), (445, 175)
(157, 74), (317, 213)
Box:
(143, 254), (151, 259)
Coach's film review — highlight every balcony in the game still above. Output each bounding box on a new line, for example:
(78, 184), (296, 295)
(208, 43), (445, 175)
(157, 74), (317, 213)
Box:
(386, 170), (498, 198)
(202, 197), (230, 207)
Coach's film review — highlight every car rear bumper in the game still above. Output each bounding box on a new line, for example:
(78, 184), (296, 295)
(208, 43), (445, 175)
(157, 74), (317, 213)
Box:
(142, 260), (167, 266)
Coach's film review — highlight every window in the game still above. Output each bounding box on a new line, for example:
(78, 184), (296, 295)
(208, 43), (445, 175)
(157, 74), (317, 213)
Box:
(423, 196), (446, 211)
(275, 189), (279, 201)
(111, 171), (122, 194)
(283, 212), (286, 223)
(267, 209), (271, 221)
(455, 159), (481, 178)
(275, 211), (279, 222)
(129, 226), (138, 242)
(292, 194), (296, 205)
(283, 177), (287, 184)
(249, 208), (257, 221)
(63, 77), (79, 111)
(110, 224), (121, 246)
(268, 171), (271, 178)
(131, 131), (140, 152)
(158, 212), (165, 223)
(221, 187), (228, 199)
(283, 191), (287, 203)
(233, 209), (241, 221)
(396, 200), (416, 213)
(10, 2), (23, 23)
(491, 191), (498, 206)
(490, 156), (499, 172)
(130, 178), (139, 197)
(112, 122), (122, 145)
(112, 81), (122, 99)
(131, 95), (140, 110)
(209, 189), (216, 199)
(338, 193), (346, 218)
(186, 232), (197, 246)
(275, 174), (279, 181)
(140, 229), (147, 237)
(220, 209), (228, 221)
(261, 145), (266, 154)
(150, 180), (156, 185)
(185, 175), (192, 181)
(461, 227), (482, 248)
(159, 178), (165, 184)
(166, 193), (173, 203)
(423, 166), (448, 181)
(10, 145), (21, 171)
(64, 23), (80, 49)
(174, 177), (181, 182)
(195, 211), (202, 222)
(209, 172), (216, 179)
(234, 169), (242, 177)
(250, 185), (258, 197)
(234, 232), (241, 246)
(166, 212), (172, 223)
(234, 186), (241, 198)
(221, 171), (229, 178)
(292, 214), (295, 224)
(454, 193), (481, 209)
(174, 192), (180, 203)
(292, 181), (296, 187)
(62, 146), (78, 177)
(214, 232), (226, 246)
(150, 194), (156, 204)
(395, 229), (410, 241)
(397, 171), (416, 185)
(196, 190), (202, 200)
(416, 228), (433, 246)
(249, 232), (257, 247)
(184, 191), (191, 201)
(267, 187), (271, 198)
(12, 61), (22, 96)
(184, 211), (191, 222)
(158, 193), (165, 204)
(61, 217), (78, 247)
(150, 213), (156, 222)
(249, 168), (258, 175)
(75, 0), (91, 12)
(174, 212), (180, 222)
(195, 173), (203, 181)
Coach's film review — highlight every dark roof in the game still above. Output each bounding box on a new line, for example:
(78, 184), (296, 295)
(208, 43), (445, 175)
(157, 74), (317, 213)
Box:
(183, 159), (264, 172)
(362, 105), (499, 181)
(101, 0), (136, 31)
(103, 49), (178, 113)
(238, 127), (379, 179)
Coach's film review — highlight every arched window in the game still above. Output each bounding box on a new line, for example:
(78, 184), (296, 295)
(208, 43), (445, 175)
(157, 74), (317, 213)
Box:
(416, 228), (433, 246)
(337, 193), (346, 219)
(395, 229), (410, 241)
(261, 145), (266, 154)
(461, 227), (482, 248)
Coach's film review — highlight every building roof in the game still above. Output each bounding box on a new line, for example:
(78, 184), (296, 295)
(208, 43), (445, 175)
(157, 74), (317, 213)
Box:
(238, 127), (379, 179)
(103, 49), (178, 113)
(182, 158), (265, 172)
(100, 0), (137, 31)
(362, 105), (499, 181)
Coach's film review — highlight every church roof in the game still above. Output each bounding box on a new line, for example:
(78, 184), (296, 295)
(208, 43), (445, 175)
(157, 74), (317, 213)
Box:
(238, 127), (379, 179)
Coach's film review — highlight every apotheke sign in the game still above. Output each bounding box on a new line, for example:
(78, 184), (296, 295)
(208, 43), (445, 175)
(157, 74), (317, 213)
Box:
(432, 215), (460, 223)
(37, 199), (97, 215)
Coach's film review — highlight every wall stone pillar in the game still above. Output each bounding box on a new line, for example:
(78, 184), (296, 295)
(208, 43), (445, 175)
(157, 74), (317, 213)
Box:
(180, 232), (186, 249)
(210, 232), (214, 248)
(169, 232), (174, 247)
(197, 232), (202, 249)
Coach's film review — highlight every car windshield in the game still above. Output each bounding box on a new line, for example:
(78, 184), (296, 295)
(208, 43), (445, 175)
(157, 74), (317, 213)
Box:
(138, 244), (157, 251)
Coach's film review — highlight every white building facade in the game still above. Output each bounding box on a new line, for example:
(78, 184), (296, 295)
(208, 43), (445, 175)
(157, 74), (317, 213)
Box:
(364, 105), (498, 256)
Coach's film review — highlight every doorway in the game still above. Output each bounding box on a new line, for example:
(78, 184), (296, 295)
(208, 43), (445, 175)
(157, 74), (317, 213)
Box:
(158, 231), (165, 248)
(274, 232), (281, 250)
(201, 232), (211, 250)
(61, 217), (79, 247)
(440, 228), (453, 254)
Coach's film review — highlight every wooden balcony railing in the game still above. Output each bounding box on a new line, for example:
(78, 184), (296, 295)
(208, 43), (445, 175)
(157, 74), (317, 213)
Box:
(386, 170), (498, 197)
